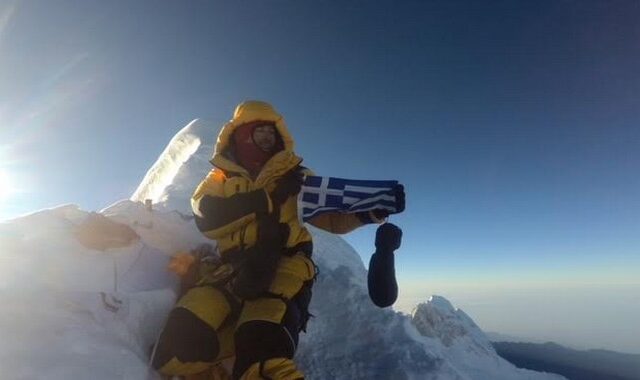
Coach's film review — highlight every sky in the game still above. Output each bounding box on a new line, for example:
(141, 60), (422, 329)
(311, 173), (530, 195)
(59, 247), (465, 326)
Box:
(1, 0), (639, 353)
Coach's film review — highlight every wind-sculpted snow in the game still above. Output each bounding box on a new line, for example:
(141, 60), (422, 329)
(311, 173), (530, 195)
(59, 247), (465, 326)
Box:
(0, 119), (565, 379)
(130, 119), (216, 215)
(297, 258), (442, 379)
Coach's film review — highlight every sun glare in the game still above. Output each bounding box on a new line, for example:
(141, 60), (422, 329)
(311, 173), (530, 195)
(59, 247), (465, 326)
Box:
(0, 168), (13, 199)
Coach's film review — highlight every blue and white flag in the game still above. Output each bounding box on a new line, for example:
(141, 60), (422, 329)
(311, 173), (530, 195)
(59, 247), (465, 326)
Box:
(297, 176), (399, 223)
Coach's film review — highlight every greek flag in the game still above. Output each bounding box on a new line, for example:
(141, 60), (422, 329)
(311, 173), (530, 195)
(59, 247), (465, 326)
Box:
(297, 176), (399, 223)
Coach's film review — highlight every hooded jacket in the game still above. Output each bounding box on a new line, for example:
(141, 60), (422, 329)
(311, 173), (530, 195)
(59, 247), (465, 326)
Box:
(191, 100), (377, 260)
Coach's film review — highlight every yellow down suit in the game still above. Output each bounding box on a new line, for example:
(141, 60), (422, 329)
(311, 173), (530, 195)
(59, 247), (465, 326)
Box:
(152, 101), (382, 379)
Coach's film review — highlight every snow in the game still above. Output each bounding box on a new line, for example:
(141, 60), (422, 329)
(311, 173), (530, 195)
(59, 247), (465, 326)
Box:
(0, 119), (565, 379)
(130, 119), (214, 215)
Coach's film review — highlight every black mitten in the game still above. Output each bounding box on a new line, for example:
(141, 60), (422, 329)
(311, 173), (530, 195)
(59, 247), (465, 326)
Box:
(375, 222), (403, 252)
(368, 223), (402, 308)
(232, 213), (289, 299)
(270, 170), (304, 206)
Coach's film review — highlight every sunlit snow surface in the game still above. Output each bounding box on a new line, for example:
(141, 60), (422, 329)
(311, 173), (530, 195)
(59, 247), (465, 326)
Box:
(0, 120), (564, 379)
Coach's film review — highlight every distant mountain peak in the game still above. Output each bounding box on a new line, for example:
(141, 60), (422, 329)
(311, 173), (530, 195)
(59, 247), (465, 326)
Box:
(412, 295), (489, 350)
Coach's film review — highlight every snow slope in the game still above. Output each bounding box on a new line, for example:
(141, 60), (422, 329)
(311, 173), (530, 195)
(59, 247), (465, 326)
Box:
(0, 119), (564, 379)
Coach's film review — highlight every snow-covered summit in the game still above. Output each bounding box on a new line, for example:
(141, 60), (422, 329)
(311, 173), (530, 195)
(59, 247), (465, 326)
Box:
(412, 295), (492, 350)
(131, 119), (216, 215)
(0, 119), (565, 379)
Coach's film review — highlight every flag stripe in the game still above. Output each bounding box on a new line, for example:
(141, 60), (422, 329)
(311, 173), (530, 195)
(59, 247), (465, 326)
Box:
(343, 189), (394, 199)
(300, 175), (398, 222)
(343, 185), (397, 194)
(349, 193), (396, 208)
(348, 199), (397, 212)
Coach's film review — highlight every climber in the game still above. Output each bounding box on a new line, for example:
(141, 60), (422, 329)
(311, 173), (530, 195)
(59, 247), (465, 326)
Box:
(151, 100), (405, 379)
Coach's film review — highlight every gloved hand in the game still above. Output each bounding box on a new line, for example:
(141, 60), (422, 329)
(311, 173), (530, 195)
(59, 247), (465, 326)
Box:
(270, 170), (304, 206)
(256, 212), (290, 248)
(375, 222), (402, 252)
(369, 223), (401, 307)
(232, 213), (288, 300)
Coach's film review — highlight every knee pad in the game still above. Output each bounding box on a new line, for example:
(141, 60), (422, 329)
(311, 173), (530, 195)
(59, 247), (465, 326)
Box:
(152, 307), (220, 372)
(232, 321), (295, 379)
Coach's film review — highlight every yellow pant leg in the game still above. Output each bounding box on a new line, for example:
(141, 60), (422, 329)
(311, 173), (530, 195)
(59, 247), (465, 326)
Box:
(180, 361), (232, 380)
(153, 286), (236, 376)
(215, 324), (236, 363)
(233, 254), (315, 379)
(238, 358), (304, 380)
(236, 253), (315, 326)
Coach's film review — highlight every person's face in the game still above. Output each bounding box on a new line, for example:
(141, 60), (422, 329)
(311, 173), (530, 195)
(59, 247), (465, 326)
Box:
(252, 124), (277, 152)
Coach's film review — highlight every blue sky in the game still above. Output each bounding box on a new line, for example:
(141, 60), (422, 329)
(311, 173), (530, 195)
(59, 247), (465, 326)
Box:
(1, 1), (639, 351)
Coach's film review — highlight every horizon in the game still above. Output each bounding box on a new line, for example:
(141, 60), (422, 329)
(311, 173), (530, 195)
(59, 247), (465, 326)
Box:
(1, 1), (639, 354)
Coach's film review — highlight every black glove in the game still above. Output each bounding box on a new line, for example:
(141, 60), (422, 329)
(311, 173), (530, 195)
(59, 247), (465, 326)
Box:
(375, 222), (402, 252)
(368, 223), (402, 307)
(255, 212), (290, 248)
(270, 170), (304, 206)
(231, 213), (288, 300)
